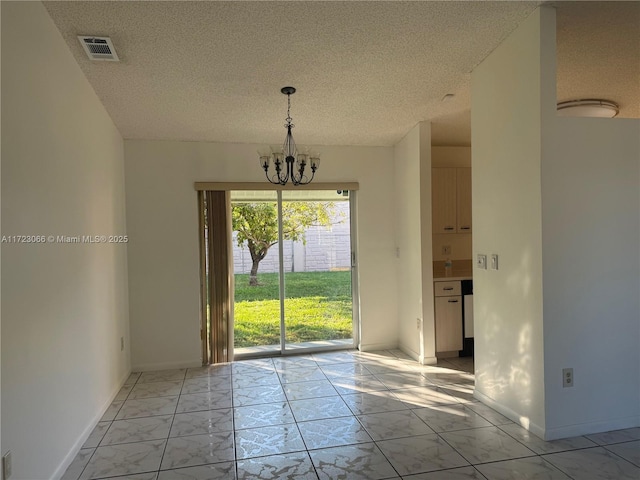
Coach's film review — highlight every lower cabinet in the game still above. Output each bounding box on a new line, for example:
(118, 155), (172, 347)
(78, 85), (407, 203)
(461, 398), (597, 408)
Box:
(434, 282), (463, 353)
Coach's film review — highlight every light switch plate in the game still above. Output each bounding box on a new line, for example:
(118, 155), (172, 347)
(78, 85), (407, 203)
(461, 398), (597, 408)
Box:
(490, 254), (499, 270)
(476, 254), (487, 269)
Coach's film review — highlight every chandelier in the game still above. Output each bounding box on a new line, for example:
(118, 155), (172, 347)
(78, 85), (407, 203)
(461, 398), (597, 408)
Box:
(259, 87), (320, 186)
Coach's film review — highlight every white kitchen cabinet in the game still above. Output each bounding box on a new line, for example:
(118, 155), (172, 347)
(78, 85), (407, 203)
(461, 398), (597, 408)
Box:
(434, 280), (463, 352)
(432, 167), (472, 234)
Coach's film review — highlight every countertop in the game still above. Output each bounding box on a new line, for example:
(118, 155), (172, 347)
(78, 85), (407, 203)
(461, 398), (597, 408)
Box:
(433, 259), (473, 281)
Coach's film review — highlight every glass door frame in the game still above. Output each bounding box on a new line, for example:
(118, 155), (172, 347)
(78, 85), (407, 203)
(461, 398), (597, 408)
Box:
(233, 189), (360, 359)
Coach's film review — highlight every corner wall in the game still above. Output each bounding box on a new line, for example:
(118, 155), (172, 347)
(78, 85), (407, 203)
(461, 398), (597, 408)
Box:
(541, 117), (640, 438)
(471, 8), (547, 435)
(1, 2), (129, 478)
(394, 123), (434, 362)
(472, 4), (639, 439)
(124, 140), (398, 370)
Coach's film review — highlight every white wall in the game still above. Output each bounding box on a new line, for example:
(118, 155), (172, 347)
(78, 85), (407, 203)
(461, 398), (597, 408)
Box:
(393, 123), (435, 363)
(1, 2), (129, 479)
(473, 4), (639, 440)
(124, 140), (398, 370)
(471, 8), (548, 435)
(541, 118), (640, 438)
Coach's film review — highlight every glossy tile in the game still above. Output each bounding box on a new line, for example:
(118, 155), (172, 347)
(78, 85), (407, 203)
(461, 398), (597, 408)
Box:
(320, 362), (372, 378)
(233, 370), (281, 388)
(272, 356), (318, 371)
(357, 410), (435, 441)
(341, 391), (410, 415)
(605, 440), (640, 467)
(232, 359), (275, 374)
(101, 415), (172, 445)
(390, 386), (459, 408)
(309, 442), (398, 480)
(101, 473), (158, 480)
(376, 372), (433, 389)
(82, 422), (110, 448)
(499, 423), (596, 454)
(161, 432), (235, 470)
(412, 404), (492, 432)
(115, 396), (178, 420)
(465, 402), (513, 426)
(123, 372), (142, 385)
(403, 466), (486, 479)
(363, 362), (416, 375)
(377, 434), (469, 476)
(437, 383), (476, 404)
(234, 402), (295, 429)
(297, 416), (372, 449)
(157, 462), (235, 480)
(63, 353), (640, 480)
(278, 366), (327, 384)
(181, 375), (232, 394)
(129, 380), (183, 399)
(138, 369), (186, 384)
(176, 390), (233, 413)
(289, 396), (352, 422)
(586, 427), (640, 446)
(237, 451), (318, 480)
(542, 446), (640, 480)
(61, 448), (95, 480)
(439, 426), (536, 464)
(476, 456), (572, 479)
(235, 424), (306, 459)
(423, 371), (474, 386)
(170, 408), (234, 437)
(313, 351), (358, 364)
(233, 384), (286, 406)
(185, 363), (232, 379)
(79, 439), (165, 479)
(283, 379), (337, 400)
(100, 400), (124, 422)
(114, 384), (134, 401)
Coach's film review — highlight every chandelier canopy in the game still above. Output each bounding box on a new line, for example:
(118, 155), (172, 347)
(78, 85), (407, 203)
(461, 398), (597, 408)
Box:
(259, 87), (320, 186)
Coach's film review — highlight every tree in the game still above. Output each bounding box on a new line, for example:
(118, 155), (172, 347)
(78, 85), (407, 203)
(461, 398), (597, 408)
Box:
(232, 201), (336, 286)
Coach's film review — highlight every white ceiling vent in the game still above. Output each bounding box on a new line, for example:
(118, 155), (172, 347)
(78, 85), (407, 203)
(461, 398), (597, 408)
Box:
(77, 36), (119, 61)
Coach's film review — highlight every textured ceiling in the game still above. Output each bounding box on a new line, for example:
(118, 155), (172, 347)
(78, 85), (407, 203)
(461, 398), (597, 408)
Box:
(43, 1), (639, 147)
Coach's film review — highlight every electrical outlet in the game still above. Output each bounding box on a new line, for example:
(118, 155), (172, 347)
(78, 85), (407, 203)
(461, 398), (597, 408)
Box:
(120, 336), (125, 351)
(441, 245), (451, 255)
(3, 451), (12, 480)
(562, 368), (573, 388)
(416, 318), (421, 330)
(476, 254), (487, 269)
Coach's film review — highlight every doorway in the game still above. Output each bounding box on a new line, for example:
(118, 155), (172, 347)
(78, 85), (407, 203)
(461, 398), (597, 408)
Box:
(231, 189), (358, 357)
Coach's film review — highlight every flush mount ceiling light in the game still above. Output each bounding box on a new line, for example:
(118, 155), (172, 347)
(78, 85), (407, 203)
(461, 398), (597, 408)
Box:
(259, 87), (320, 186)
(557, 99), (619, 118)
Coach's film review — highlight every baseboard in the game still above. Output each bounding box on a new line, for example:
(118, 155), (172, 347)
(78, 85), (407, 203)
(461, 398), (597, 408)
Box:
(543, 415), (640, 441)
(52, 368), (131, 480)
(473, 389), (546, 440)
(358, 342), (399, 352)
(397, 345), (436, 365)
(131, 359), (202, 372)
(398, 344), (420, 363)
(474, 389), (640, 441)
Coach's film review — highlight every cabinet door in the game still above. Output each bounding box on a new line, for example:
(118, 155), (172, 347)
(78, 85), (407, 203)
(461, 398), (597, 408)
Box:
(456, 168), (472, 233)
(435, 296), (463, 352)
(432, 168), (457, 234)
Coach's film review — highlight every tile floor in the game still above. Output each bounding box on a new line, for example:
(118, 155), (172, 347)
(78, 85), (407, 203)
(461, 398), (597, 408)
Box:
(63, 350), (640, 480)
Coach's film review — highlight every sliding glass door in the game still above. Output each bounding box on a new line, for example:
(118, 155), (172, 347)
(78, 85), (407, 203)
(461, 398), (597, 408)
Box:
(231, 189), (357, 356)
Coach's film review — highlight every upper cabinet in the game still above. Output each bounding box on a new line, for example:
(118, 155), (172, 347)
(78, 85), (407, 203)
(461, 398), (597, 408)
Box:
(432, 167), (472, 234)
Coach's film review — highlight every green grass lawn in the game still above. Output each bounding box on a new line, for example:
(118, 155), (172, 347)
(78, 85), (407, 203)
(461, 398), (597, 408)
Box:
(234, 271), (352, 347)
